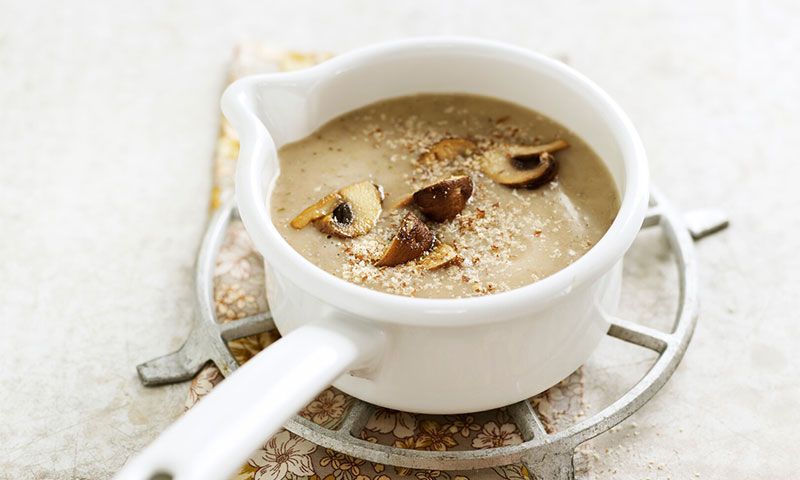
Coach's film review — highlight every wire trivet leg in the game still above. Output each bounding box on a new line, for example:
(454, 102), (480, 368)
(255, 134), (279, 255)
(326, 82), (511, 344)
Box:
(137, 326), (212, 386)
(524, 451), (575, 480)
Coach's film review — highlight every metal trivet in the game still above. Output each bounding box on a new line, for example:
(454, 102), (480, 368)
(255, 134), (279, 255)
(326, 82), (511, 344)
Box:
(137, 188), (728, 479)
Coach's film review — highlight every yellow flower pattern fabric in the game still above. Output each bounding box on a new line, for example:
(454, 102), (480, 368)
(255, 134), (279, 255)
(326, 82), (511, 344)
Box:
(185, 43), (589, 480)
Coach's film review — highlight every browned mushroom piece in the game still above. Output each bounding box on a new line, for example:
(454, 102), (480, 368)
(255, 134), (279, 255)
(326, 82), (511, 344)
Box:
(290, 192), (342, 229)
(298, 181), (383, 238)
(418, 138), (477, 164)
(412, 175), (473, 222)
(418, 241), (461, 270)
(375, 212), (434, 267)
(481, 139), (569, 189)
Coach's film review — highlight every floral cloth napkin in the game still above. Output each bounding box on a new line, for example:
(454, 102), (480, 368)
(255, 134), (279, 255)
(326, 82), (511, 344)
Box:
(187, 43), (588, 480)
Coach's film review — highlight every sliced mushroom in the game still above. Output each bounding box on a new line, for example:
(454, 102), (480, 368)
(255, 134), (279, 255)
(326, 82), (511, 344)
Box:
(375, 212), (434, 267)
(290, 192), (342, 229)
(312, 181), (383, 238)
(412, 175), (473, 222)
(419, 241), (460, 270)
(481, 139), (568, 189)
(418, 138), (477, 164)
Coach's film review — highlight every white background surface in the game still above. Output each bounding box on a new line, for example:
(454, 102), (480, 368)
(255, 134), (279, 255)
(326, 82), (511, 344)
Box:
(1, 1), (798, 478)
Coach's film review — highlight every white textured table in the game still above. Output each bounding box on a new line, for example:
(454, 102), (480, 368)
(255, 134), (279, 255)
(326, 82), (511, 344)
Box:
(1, 1), (797, 478)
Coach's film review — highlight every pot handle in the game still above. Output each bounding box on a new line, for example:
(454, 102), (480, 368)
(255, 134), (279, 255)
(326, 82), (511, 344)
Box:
(115, 319), (383, 480)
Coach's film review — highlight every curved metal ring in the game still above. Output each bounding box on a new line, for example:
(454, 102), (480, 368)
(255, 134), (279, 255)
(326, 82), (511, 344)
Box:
(137, 188), (724, 479)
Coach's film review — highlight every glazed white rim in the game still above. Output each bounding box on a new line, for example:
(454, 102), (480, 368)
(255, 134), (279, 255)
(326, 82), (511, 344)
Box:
(227, 37), (649, 327)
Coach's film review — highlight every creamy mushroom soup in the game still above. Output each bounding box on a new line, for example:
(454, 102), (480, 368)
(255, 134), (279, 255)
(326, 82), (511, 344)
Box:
(271, 94), (620, 298)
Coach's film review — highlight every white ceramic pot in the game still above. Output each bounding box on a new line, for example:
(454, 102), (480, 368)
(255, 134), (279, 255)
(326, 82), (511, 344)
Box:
(117, 37), (648, 480)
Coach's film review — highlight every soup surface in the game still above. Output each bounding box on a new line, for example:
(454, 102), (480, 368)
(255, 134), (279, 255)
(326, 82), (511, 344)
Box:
(271, 94), (620, 298)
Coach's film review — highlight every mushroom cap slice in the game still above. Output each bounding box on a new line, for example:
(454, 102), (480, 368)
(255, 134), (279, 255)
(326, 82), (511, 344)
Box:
(419, 241), (460, 270)
(419, 138), (477, 164)
(290, 192), (342, 229)
(413, 175), (474, 222)
(314, 181), (383, 238)
(375, 212), (434, 267)
(481, 139), (568, 189)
